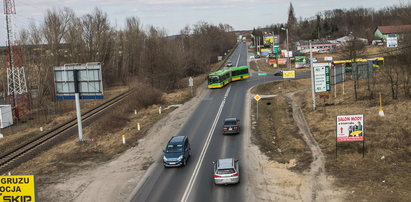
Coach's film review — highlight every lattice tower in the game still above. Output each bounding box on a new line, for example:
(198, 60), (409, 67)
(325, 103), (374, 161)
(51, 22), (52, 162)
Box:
(4, 0), (29, 120)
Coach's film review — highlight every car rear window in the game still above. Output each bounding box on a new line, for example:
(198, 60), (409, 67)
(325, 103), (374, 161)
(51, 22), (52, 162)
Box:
(166, 144), (183, 152)
(224, 120), (237, 125)
(216, 168), (235, 174)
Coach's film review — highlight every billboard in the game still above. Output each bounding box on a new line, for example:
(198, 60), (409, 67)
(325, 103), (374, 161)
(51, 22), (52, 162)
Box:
(0, 176), (36, 202)
(54, 63), (103, 100)
(268, 59), (276, 65)
(386, 34), (398, 47)
(263, 35), (274, 45)
(278, 58), (287, 65)
(295, 56), (307, 68)
(336, 115), (364, 141)
(283, 71), (295, 79)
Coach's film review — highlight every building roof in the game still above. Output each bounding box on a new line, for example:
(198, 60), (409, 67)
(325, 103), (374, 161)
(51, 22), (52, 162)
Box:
(296, 40), (338, 46)
(376, 25), (411, 34)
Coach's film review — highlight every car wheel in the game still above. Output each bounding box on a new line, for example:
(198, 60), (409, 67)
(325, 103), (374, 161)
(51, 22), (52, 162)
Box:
(182, 158), (187, 166)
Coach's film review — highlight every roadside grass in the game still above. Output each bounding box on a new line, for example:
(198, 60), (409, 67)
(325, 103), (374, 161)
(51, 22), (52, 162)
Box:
(251, 68), (410, 201)
(300, 78), (411, 202)
(11, 73), (208, 175)
(251, 82), (313, 172)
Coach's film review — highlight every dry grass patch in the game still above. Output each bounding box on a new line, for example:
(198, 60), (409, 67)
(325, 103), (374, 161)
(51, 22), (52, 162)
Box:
(250, 66), (410, 201)
(251, 95), (312, 172)
(0, 86), (129, 155)
(300, 79), (411, 202)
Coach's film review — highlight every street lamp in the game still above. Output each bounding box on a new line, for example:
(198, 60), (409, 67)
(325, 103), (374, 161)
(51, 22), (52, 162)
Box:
(281, 27), (290, 69)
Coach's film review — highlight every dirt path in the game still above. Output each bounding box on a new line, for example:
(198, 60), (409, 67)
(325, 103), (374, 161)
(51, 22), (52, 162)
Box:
(245, 90), (344, 202)
(284, 91), (333, 201)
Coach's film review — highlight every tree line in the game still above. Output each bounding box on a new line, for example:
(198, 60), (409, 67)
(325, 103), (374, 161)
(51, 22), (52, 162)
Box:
(9, 7), (236, 104)
(253, 3), (411, 45)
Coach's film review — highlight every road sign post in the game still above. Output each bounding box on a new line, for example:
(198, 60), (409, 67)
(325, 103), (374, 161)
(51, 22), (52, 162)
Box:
(254, 95), (261, 120)
(189, 77), (193, 96)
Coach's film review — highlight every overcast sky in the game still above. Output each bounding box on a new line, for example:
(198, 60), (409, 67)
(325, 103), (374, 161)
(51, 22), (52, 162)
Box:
(0, 0), (408, 42)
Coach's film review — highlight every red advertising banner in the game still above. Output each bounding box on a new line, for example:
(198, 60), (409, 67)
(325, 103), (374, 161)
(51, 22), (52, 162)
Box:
(268, 59), (276, 64)
(336, 115), (364, 142)
(278, 58), (286, 65)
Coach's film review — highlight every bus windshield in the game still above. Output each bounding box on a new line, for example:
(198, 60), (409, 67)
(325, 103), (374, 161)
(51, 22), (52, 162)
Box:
(208, 75), (220, 84)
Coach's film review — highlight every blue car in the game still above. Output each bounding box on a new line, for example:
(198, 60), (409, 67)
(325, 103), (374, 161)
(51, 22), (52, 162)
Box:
(163, 136), (191, 167)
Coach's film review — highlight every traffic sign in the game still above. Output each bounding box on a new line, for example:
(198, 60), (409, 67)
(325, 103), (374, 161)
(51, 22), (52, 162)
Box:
(254, 95), (261, 101)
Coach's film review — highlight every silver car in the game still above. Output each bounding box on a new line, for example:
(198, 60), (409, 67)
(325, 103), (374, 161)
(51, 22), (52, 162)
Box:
(213, 158), (240, 185)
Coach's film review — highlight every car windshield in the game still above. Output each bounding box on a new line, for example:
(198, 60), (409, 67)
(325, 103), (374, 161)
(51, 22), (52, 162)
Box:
(224, 120), (237, 125)
(216, 168), (235, 174)
(166, 144), (183, 153)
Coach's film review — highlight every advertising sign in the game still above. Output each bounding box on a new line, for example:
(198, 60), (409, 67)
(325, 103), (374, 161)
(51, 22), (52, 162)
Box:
(0, 175), (36, 202)
(295, 56), (306, 68)
(54, 63), (103, 100)
(268, 59), (276, 65)
(263, 35), (274, 45)
(386, 34), (398, 48)
(324, 56), (333, 61)
(278, 58), (287, 65)
(336, 115), (364, 141)
(282, 71), (295, 79)
(313, 63), (331, 92)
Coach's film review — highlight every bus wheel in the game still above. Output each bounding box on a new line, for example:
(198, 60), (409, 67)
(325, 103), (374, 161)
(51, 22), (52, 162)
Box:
(240, 76), (243, 80)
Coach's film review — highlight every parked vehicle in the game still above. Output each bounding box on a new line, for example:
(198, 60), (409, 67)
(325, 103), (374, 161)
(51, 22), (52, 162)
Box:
(163, 136), (191, 167)
(223, 118), (240, 135)
(273, 70), (283, 76)
(213, 158), (240, 185)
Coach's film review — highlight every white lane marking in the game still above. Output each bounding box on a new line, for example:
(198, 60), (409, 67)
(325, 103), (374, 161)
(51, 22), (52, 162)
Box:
(180, 86), (231, 202)
(235, 44), (242, 67)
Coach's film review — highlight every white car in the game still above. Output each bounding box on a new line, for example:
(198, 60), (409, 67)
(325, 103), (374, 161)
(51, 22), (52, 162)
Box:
(213, 158), (239, 185)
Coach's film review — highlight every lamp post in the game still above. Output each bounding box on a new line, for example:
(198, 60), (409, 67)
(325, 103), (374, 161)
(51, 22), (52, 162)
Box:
(281, 27), (290, 69)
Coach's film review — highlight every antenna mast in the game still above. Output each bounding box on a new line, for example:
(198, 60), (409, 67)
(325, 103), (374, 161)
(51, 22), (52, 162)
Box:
(4, 0), (29, 120)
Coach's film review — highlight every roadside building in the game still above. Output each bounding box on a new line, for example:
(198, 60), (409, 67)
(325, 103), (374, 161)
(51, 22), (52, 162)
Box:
(295, 40), (340, 53)
(374, 25), (411, 41)
(336, 35), (368, 46)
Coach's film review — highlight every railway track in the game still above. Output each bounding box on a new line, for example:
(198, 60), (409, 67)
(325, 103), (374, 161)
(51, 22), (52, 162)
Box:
(0, 90), (133, 173)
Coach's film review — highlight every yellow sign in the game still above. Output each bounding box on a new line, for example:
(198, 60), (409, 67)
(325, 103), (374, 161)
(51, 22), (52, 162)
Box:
(0, 176), (36, 202)
(254, 95), (261, 101)
(282, 71), (295, 79)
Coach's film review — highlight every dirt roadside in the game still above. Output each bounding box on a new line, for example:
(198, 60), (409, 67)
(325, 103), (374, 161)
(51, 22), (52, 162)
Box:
(245, 88), (345, 201)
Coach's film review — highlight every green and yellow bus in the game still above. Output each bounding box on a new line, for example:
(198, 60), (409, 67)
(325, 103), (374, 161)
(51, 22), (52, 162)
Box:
(333, 57), (384, 72)
(208, 70), (231, 88)
(230, 66), (250, 81)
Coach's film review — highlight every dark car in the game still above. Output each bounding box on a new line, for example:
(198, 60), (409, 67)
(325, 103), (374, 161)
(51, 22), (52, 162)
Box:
(223, 118), (240, 135)
(255, 54), (261, 58)
(163, 136), (191, 167)
(273, 70), (283, 76)
(227, 60), (233, 67)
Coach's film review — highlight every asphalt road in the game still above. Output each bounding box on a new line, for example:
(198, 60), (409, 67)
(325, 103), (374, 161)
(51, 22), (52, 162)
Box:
(130, 42), (310, 202)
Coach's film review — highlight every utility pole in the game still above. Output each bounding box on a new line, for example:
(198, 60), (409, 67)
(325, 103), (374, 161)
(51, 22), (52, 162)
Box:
(310, 40), (316, 110)
(281, 27), (290, 69)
